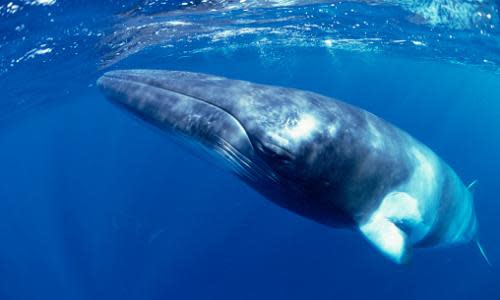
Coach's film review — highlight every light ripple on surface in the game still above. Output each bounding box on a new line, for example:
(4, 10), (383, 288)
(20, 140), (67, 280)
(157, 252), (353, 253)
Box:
(99, 1), (499, 71)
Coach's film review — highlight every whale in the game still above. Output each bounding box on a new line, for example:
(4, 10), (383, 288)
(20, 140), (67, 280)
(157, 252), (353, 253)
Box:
(97, 69), (486, 264)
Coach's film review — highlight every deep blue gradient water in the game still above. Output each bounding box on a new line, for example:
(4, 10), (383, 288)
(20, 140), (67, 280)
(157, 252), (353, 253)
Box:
(1, 1), (499, 299)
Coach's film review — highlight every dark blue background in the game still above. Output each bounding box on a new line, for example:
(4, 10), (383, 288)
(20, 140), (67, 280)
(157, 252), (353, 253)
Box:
(1, 0), (500, 296)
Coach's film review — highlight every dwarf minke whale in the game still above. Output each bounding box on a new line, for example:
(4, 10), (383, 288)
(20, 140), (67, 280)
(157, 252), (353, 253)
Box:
(98, 69), (488, 264)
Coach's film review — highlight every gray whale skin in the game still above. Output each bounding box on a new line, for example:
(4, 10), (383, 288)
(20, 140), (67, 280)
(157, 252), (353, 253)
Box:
(98, 69), (481, 264)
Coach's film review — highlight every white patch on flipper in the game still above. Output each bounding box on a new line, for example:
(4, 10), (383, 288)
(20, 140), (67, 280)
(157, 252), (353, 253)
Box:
(379, 192), (423, 228)
(360, 215), (410, 264)
(360, 192), (422, 264)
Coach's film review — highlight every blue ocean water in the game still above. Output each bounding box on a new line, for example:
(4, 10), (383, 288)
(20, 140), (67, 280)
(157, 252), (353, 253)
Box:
(0, 0), (499, 299)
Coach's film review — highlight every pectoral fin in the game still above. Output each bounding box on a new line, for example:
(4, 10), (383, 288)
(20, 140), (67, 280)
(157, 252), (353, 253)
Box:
(359, 191), (422, 264)
(360, 215), (412, 264)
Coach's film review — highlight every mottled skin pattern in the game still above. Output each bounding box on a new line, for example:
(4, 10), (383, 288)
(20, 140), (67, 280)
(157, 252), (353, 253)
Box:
(98, 70), (478, 262)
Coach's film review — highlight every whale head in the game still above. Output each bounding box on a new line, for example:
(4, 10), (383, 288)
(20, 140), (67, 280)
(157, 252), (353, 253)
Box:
(97, 69), (354, 226)
(98, 70), (334, 175)
(98, 70), (257, 177)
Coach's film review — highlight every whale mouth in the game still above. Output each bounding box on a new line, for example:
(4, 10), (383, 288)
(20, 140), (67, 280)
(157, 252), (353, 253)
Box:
(97, 69), (255, 167)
